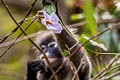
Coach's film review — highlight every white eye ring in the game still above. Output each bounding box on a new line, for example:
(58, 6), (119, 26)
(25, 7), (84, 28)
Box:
(40, 45), (46, 52)
(48, 42), (57, 48)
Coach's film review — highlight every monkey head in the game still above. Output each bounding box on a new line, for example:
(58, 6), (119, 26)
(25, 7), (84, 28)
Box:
(34, 30), (63, 68)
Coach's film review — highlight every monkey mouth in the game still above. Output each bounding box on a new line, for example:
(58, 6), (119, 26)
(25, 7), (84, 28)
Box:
(39, 54), (61, 65)
(40, 55), (63, 68)
(40, 56), (60, 64)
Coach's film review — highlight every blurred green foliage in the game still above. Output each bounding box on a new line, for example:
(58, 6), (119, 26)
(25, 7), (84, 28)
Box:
(0, 3), (43, 80)
(83, 0), (97, 36)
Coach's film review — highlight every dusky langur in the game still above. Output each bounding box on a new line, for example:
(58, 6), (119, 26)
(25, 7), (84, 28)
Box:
(27, 0), (92, 79)
(26, 30), (91, 80)
(26, 30), (79, 80)
(41, 0), (92, 79)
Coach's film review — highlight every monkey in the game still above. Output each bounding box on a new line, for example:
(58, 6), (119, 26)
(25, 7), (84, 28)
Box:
(26, 0), (92, 79)
(26, 30), (79, 80)
(26, 30), (91, 80)
(40, 0), (92, 80)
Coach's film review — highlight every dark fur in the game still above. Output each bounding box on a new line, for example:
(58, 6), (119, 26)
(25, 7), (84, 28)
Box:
(26, 30), (76, 80)
(26, 29), (92, 80)
(56, 29), (92, 80)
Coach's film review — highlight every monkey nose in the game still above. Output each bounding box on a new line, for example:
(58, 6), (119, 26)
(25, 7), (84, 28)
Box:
(40, 52), (52, 59)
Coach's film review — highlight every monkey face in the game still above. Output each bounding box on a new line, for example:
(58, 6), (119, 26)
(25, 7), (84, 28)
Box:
(38, 37), (63, 68)
(34, 30), (63, 68)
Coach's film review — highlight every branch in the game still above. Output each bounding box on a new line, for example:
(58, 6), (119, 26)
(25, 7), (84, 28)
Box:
(0, 0), (37, 57)
(69, 18), (120, 28)
(72, 58), (83, 80)
(98, 65), (120, 79)
(0, 18), (36, 57)
(104, 71), (120, 80)
(0, 28), (38, 48)
(93, 54), (120, 80)
(49, 22), (120, 80)
(0, 0), (37, 44)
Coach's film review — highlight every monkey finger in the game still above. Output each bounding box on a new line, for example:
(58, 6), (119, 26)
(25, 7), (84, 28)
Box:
(28, 60), (45, 71)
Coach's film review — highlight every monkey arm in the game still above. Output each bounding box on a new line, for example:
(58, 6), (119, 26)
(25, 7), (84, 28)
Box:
(56, 29), (92, 80)
(55, 29), (77, 50)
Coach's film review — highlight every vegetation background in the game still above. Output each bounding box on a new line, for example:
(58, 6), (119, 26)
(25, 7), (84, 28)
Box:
(0, 0), (120, 80)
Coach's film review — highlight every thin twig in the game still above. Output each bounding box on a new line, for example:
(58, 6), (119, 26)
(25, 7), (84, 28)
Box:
(68, 26), (113, 59)
(64, 45), (80, 80)
(0, 18), (36, 58)
(69, 22), (120, 59)
(0, 0), (37, 57)
(96, 56), (101, 73)
(0, 29), (39, 48)
(98, 65), (120, 79)
(69, 18), (120, 28)
(49, 22), (118, 80)
(69, 21), (86, 28)
(96, 53), (119, 55)
(49, 60), (67, 80)
(104, 71), (120, 80)
(0, 27), (18, 44)
(72, 58), (83, 80)
(1, 0), (18, 25)
(93, 54), (120, 80)
(0, 0), (37, 44)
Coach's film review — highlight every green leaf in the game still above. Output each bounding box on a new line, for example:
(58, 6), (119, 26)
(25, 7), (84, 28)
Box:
(82, 34), (107, 51)
(43, 3), (56, 15)
(70, 13), (84, 21)
(83, 0), (97, 36)
(61, 51), (69, 56)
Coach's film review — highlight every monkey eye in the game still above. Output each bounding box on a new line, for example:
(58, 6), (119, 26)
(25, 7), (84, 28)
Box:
(48, 42), (57, 48)
(40, 45), (46, 52)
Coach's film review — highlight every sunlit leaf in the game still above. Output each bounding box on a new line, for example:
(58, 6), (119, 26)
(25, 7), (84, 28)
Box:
(82, 34), (107, 51)
(71, 13), (84, 21)
(61, 51), (69, 56)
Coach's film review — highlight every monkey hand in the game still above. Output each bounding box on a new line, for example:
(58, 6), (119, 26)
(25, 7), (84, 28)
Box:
(27, 60), (47, 73)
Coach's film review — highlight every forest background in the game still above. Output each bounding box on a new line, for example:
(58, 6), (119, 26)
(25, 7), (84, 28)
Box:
(0, 0), (120, 80)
